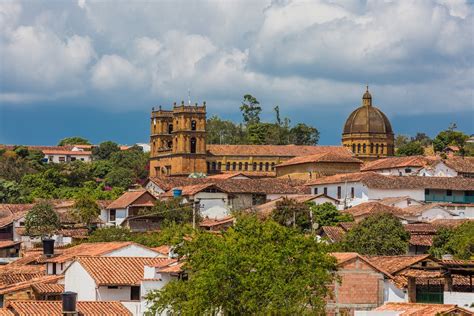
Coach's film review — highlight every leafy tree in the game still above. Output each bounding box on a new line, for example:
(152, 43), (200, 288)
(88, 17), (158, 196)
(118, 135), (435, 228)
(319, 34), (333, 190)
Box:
(141, 198), (198, 227)
(91, 160), (114, 178)
(413, 132), (432, 146)
(132, 223), (194, 247)
(289, 123), (320, 145)
(14, 146), (30, 158)
(104, 167), (134, 188)
(109, 146), (148, 180)
(240, 94), (261, 126)
(310, 202), (353, 227)
(0, 154), (38, 182)
(0, 179), (27, 203)
(206, 115), (245, 144)
(92, 141), (120, 160)
(58, 137), (90, 146)
(396, 141), (424, 156)
(145, 215), (337, 315)
(429, 222), (474, 259)
(63, 161), (94, 187)
(72, 195), (100, 229)
(271, 197), (312, 230)
(394, 135), (409, 148)
(342, 213), (409, 255)
(433, 126), (469, 154)
(88, 226), (132, 242)
(25, 201), (61, 238)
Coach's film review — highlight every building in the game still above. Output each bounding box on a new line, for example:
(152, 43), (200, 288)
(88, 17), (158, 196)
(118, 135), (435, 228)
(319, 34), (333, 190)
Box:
(149, 102), (355, 177)
(103, 190), (156, 226)
(342, 87), (395, 159)
(362, 302), (473, 316)
(3, 300), (131, 316)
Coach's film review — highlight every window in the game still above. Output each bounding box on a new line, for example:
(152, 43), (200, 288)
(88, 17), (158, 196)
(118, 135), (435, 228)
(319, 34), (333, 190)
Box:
(238, 162), (243, 170)
(370, 143), (374, 154)
(253, 162), (257, 171)
(217, 162), (222, 171)
(232, 162), (236, 171)
(337, 186), (341, 199)
(207, 162), (211, 172)
(168, 123), (173, 134)
(226, 162), (230, 171)
(52, 263), (56, 275)
(265, 162), (269, 171)
(167, 140), (173, 149)
(357, 144), (361, 153)
(191, 120), (196, 131)
(190, 137), (197, 153)
(314, 188), (318, 194)
(259, 162), (263, 171)
(271, 162), (275, 170)
(212, 162), (216, 171)
(71, 157), (76, 161)
(363, 144), (366, 153)
(109, 209), (116, 222)
(375, 144), (379, 154)
(446, 190), (452, 196)
(131, 286), (140, 301)
(108, 286), (118, 289)
(352, 144), (356, 153)
(323, 187), (328, 195)
(59, 157), (65, 162)
(351, 187), (355, 199)
(244, 162), (248, 171)
(80, 158), (84, 161)
(425, 189), (430, 195)
(380, 144), (384, 154)
(405, 168), (412, 173)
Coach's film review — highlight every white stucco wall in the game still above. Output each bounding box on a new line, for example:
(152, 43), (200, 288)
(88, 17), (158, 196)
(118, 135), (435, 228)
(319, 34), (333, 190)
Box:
(97, 286), (132, 301)
(309, 182), (369, 207)
(376, 167), (422, 176)
(444, 291), (474, 309)
(104, 244), (159, 258)
(418, 208), (456, 221)
(45, 154), (92, 163)
(194, 192), (229, 213)
(384, 281), (407, 303)
(419, 162), (458, 177)
(368, 188), (425, 201)
(145, 182), (165, 196)
(64, 261), (97, 301)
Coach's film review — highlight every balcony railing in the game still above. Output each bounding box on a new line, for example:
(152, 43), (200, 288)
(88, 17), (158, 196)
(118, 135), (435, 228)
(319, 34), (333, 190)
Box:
(425, 194), (474, 204)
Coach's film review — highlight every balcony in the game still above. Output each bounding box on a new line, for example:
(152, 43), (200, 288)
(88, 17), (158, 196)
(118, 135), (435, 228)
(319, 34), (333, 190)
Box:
(425, 194), (474, 204)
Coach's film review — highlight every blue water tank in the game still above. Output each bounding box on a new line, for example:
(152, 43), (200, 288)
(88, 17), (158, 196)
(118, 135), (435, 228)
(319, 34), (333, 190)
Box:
(172, 188), (182, 197)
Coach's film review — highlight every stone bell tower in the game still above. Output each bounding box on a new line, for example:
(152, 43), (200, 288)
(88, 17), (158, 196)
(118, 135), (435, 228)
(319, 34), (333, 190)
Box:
(149, 101), (207, 177)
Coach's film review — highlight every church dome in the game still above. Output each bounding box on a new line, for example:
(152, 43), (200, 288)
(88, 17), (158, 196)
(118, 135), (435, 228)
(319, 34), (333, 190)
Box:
(343, 88), (393, 135)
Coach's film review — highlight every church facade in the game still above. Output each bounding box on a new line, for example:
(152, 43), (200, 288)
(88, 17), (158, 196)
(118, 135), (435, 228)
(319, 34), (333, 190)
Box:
(342, 88), (395, 159)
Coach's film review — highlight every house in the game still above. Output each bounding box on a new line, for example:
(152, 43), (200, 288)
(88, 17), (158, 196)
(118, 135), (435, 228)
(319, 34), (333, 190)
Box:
(248, 194), (340, 219)
(306, 172), (474, 207)
(42, 241), (163, 275)
(377, 196), (424, 209)
(64, 256), (181, 315)
(341, 202), (407, 222)
(0, 241), (21, 263)
(401, 204), (459, 222)
(199, 216), (235, 231)
(103, 190), (157, 226)
(326, 252), (391, 315)
(361, 156), (445, 176)
(360, 302), (473, 316)
(274, 152), (362, 180)
(4, 299), (131, 316)
(42, 147), (92, 163)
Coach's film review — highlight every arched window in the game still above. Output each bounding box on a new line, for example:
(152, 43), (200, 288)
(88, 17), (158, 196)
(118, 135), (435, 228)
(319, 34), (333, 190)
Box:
(363, 144), (366, 153)
(253, 162), (257, 171)
(380, 144), (384, 154)
(271, 162), (275, 170)
(357, 144), (361, 153)
(212, 162), (216, 171)
(226, 162), (230, 171)
(244, 162), (248, 171)
(370, 143), (374, 154)
(259, 162), (263, 171)
(168, 123), (173, 134)
(352, 144), (356, 153)
(207, 162), (211, 172)
(217, 162), (222, 171)
(264, 162), (269, 171)
(190, 137), (197, 153)
(375, 144), (379, 154)
(238, 162), (243, 170)
(191, 120), (196, 131)
(232, 162), (237, 171)
(167, 140), (173, 149)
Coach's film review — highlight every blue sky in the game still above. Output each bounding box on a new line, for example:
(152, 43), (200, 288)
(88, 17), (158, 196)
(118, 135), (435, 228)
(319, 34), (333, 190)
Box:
(0, 0), (473, 146)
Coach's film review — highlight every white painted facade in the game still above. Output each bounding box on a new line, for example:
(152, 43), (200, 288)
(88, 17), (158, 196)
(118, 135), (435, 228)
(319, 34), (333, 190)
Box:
(444, 291), (474, 310)
(419, 161), (458, 177)
(64, 261), (97, 300)
(383, 281), (407, 303)
(145, 181), (165, 196)
(310, 182), (369, 207)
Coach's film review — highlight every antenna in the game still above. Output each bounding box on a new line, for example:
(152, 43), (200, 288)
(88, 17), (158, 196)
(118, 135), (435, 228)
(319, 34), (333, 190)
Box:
(188, 89), (191, 105)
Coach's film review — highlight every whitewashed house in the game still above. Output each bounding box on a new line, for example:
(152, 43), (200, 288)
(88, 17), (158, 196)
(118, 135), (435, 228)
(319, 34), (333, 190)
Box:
(102, 190), (157, 226)
(42, 146), (92, 163)
(64, 256), (182, 316)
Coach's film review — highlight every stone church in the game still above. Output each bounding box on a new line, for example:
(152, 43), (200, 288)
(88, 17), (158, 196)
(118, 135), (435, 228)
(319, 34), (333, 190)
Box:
(149, 88), (394, 177)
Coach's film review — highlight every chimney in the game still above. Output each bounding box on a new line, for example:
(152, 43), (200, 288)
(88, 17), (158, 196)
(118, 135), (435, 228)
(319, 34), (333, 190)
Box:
(61, 291), (78, 316)
(42, 238), (55, 257)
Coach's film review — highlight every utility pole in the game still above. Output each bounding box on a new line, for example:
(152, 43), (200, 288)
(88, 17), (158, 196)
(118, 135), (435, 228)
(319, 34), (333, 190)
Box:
(193, 201), (199, 230)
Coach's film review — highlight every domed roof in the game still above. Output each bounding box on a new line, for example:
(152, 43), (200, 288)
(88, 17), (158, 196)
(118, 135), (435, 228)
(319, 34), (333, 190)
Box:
(343, 89), (393, 135)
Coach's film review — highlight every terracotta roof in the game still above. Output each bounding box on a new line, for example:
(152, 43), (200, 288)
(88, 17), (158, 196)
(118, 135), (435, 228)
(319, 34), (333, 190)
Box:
(199, 216), (235, 228)
(378, 196), (420, 206)
(156, 262), (185, 273)
(365, 255), (430, 275)
(42, 241), (142, 263)
(330, 252), (392, 277)
(374, 302), (471, 316)
(162, 183), (225, 197)
(249, 194), (337, 219)
(0, 309), (13, 316)
(400, 269), (445, 278)
(0, 275), (63, 295)
(320, 226), (345, 242)
(401, 203), (452, 217)
(444, 156), (474, 174)
(307, 172), (474, 190)
(7, 301), (131, 316)
(338, 222), (355, 231)
(0, 204), (34, 228)
(342, 202), (405, 220)
(429, 218), (474, 228)
(42, 149), (92, 155)
(207, 173), (249, 179)
(75, 256), (175, 286)
(207, 144), (351, 157)
(107, 190), (156, 209)
(361, 156), (437, 171)
(409, 234), (434, 247)
(31, 283), (64, 294)
(0, 241), (20, 249)
(404, 223), (437, 234)
(275, 152), (362, 168)
(152, 245), (171, 256)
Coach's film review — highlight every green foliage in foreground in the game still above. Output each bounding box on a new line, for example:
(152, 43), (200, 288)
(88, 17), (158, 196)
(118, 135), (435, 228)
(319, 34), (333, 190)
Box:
(342, 213), (409, 255)
(145, 215), (337, 315)
(429, 222), (474, 260)
(25, 200), (61, 238)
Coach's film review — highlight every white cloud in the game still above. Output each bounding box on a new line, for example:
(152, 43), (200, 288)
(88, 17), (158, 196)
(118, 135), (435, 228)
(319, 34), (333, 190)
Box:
(90, 54), (145, 90)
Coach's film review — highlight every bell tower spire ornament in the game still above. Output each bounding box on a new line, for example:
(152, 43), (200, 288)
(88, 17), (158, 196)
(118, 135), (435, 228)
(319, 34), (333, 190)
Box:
(362, 84), (372, 107)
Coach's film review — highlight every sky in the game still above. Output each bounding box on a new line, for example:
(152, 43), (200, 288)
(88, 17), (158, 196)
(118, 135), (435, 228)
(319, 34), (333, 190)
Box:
(0, 0), (473, 146)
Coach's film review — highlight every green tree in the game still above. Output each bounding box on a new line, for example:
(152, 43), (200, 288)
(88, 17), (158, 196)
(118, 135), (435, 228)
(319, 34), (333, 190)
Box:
(394, 134), (409, 148)
(141, 198), (198, 227)
(145, 215), (337, 315)
(433, 126), (469, 154)
(289, 123), (320, 145)
(396, 141), (424, 156)
(25, 201), (61, 238)
(109, 146), (148, 180)
(58, 137), (90, 146)
(72, 195), (100, 229)
(310, 202), (353, 227)
(413, 133), (432, 146)
(0, 179), (27, 203)
(271, 197), (312, 230)
(88, 226), (132, 242)
(206, 115), (244, 144)
(429, 222), (474, 259)
(342, 213), (409, 255)
(92, 141), (120, 160)
(240, 94), (261, 126)
(132, 223), (194, 247)
(104, 167), (134, 188)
